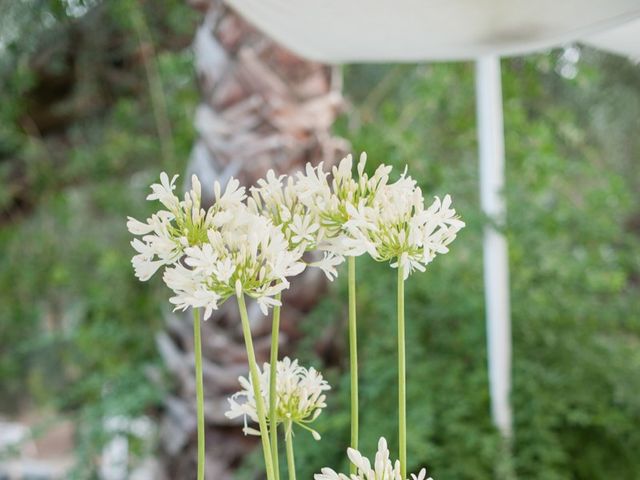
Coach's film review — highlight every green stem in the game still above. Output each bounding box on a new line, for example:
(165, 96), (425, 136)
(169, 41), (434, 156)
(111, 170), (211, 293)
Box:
(237, 292), (276, 480)
(270, 293), (282, 480)
(193, 308), (205, 480)
(285, 421), (297, 480)
(348, 256), (359, 475)
(397, 265), (407, 479)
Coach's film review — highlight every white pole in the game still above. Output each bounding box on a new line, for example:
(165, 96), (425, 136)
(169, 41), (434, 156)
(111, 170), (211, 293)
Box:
(475, 55), (513, 438)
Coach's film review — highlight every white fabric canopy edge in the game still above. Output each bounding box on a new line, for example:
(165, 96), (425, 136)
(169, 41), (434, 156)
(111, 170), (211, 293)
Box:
(224, 0), (640, 63)
(582, 17), (640, 61)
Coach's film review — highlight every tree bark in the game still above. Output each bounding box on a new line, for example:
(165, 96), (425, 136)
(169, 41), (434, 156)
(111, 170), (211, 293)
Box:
(157, 2), (348, 478)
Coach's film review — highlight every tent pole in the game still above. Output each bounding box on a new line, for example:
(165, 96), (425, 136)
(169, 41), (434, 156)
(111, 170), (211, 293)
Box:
(475, 55), (513, 439)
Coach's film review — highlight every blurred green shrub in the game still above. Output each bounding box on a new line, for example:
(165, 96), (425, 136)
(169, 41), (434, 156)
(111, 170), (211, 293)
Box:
(287, 53), (640, 480)
(0, 0), (198, 473)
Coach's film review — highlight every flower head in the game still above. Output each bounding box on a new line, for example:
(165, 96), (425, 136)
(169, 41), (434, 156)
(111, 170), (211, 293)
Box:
(368, 171), (465, 279)
(163, 208), (305, 318)
(249, 169), (345, 280)
(225, 357), (330, 440)
(296, 153), (392, 258)
(129, 173), (305, 318)
(314, 437), (433, 480)
(127, 172), (245, 281)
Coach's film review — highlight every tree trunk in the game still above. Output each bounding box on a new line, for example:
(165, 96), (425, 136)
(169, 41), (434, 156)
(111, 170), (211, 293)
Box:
(157, 2), (348, 478)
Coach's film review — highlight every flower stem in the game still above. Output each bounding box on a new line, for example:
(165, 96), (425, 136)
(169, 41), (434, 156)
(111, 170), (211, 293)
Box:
(348, 256), (359, 475)
(285, 421), (297, 480)
(192, 308), (205, 480)
(397, 265), (407, 479)
(237, 293), (276, 480)
(270, 293), (282, 480)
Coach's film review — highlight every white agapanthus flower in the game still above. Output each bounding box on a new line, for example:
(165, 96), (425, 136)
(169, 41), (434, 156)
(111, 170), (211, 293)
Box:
(249, 169), (345, 281)
(127, 172), (245, 281)
(163, 208), (305, 318)
(296, 153), (392, 258)
(314, 437), (433, 480)
(369, 171), (465, 279)
(225, 357), (330, 440)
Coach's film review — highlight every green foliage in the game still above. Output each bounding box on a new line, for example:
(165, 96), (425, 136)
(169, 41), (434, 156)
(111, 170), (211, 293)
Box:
(287, 51), (640, 480)
(0, 0), (197, 471)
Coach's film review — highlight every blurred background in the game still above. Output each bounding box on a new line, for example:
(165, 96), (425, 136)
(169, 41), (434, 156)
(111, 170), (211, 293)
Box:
(1, 1), (639, 479)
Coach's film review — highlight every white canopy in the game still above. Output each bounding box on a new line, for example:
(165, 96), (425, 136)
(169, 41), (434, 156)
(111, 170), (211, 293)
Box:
(583, 17), (640, 61)
(225, 0), (640, 63)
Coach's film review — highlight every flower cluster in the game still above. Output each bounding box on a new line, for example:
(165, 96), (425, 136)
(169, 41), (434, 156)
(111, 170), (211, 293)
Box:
(296, 152), (392, 257)
(128, 155), (463, 317)
(315, 437), (432, 480)
(127, 173), (245, 281)
(368, 172), (465, 279)
(226, 357), (330, 440)
(249, 170), (318, 251)
(164, 209), (305, 318)
(295, 153), (464, 278)
(128, 172), (305, 318)
(248, 169), (345, 281)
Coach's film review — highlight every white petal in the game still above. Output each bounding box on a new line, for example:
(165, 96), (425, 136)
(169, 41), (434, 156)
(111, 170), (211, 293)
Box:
(127, 217), (154, 235)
